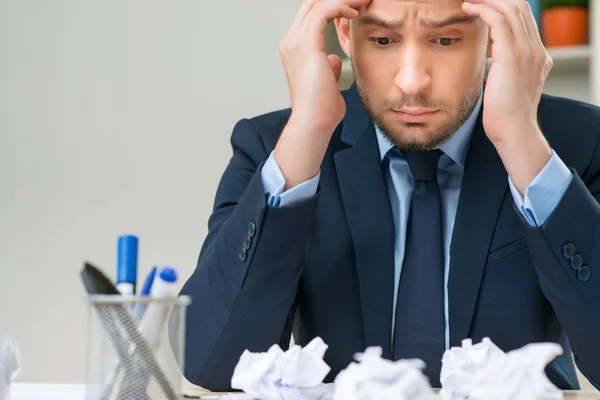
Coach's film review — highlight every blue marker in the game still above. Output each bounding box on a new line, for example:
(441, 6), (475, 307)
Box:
(140, 266), (157, 297)
(116, 235), (138, 295)
(133, 266), (157, 321)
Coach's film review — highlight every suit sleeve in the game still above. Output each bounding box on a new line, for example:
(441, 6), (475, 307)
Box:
(261, 151), (321, 208)
(509, 150), (573, 227)
(178, 118), (320, 391)
(519, 135), (600, 389)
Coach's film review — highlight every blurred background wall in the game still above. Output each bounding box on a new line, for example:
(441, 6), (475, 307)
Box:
(0, 0), (296, 384)
(0, 0), (597, 390)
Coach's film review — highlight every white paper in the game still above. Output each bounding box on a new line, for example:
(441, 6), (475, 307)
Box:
(333, 347), (432, 400)
(440, 337), (564, 400)
(231, 337), (332, 400)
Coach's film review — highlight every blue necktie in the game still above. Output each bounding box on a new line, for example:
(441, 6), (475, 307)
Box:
(392, 149), (445, 387)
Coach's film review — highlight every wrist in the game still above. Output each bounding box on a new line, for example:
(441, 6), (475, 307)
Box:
(274, 115), (333, 190)
(287, 111), (339, 139)
(492, 123), (552, 195)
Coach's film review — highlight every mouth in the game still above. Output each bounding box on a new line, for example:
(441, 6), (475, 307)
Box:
(390, 108), (439, 123)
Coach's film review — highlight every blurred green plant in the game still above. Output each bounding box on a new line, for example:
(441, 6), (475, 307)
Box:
(541, 0), (588, 9)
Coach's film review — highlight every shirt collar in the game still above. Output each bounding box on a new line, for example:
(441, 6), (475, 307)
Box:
(375, 93), (483, 167)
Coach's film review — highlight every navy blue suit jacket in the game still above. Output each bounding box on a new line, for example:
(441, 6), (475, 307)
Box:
(178, 85), (600, 391)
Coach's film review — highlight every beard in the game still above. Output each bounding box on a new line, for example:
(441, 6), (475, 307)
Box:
(353, 61), (486, 151)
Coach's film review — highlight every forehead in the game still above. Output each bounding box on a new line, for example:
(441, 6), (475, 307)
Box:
(361, 0), (465, 17)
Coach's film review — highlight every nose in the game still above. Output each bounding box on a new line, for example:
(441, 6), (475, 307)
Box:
(393, 41), (432, 96)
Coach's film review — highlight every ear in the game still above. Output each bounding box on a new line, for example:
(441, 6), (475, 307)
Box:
(334, 17), (352, 58)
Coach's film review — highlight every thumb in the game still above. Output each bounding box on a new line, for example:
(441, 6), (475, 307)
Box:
(328, 54), (343, 82)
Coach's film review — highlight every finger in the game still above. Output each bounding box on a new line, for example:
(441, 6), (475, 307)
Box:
(300, 0), (371, 30)
(290, 0), (318, 31)
(518, 1), (552, 77)
(302, 0), (372, 16)
(328, 54), (343, 82)
(333, 0), (373, 8)
(324, 0), (373, 18)
(465, 0), (530, 44)
(462, 2), (516, 61)
(304, 1), (361, 37)
(519, 0), (544, 47)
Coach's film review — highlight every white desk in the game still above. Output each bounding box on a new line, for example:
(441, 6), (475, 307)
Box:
(11, 383), (85, 400)
(10, 383), (600, 399)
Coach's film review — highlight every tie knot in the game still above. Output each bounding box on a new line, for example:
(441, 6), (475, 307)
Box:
(403, 150), (443, 182)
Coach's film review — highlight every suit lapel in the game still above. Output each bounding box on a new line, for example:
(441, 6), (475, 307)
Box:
(448, 108), (509, 347)
(334, 86), (396, 358)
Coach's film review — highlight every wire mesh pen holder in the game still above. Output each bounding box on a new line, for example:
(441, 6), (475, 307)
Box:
(85, 295), (190, 400)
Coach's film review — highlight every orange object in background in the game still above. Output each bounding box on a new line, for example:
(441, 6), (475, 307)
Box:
(542, 7), (589, 47)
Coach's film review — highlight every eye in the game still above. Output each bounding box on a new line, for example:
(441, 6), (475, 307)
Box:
(369, 37), (393, 47)
(434, 37), (460, 47)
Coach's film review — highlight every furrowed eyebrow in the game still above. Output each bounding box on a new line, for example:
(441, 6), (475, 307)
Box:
(355, 15), (404, 30)
(355, 14), (477, 30)
(420, 15), (478, 29)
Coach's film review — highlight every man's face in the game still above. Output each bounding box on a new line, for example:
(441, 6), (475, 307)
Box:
(336, 0), (489, 150)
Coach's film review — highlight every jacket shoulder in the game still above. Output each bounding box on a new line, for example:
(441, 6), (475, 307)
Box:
(538, 94), (600, 173)
(242, 107), (292, 152)
(539, 94), (600, 140)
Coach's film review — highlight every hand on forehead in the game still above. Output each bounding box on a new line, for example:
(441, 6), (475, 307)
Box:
(352, 0), (481, 34)
(361, 0), (465, 10)
(358, 0), (468, 22)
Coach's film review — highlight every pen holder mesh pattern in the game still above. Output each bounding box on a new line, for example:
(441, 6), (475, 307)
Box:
(85, 295), (190, 400)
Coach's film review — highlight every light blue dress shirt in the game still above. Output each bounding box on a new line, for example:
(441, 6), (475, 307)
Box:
(260, 98), (573, 349)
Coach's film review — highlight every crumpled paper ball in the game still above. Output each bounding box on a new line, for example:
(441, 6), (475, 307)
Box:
(231, 337), (332, 400)
(440, 337), (564, 400)
(333, 346), (432, 400)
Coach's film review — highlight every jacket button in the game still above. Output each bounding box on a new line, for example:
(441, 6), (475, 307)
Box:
(578, 266), (591, 282)
(242, 235), (252, 250)
(248, 223), (257, 238)
(563, 243), (576, 258)
(570, 254), (583, 270)
(238, 247), (247, 262)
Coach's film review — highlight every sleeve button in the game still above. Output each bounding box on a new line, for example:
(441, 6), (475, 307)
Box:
(562, 243), (576, 258)
(242, 235), (252, 250)
(238, 247), (248, 262)
(248, 223), (257, 238)
(578, 266), (591, 282)
(570, 254), (583, 270)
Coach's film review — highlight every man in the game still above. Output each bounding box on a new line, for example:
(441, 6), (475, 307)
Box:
(179, 0), (600, 391)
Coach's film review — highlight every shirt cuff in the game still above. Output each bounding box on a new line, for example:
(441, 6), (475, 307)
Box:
(260, 151), (320, 208)
(509, 150), (574, 227)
